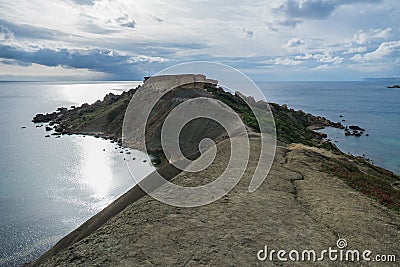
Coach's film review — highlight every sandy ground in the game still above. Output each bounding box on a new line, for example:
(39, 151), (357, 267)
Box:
(31, 138), (399, 266)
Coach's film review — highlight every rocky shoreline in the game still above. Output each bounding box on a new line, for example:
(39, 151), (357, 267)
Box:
(32, 80), (363, 152)
(32, 89), (138, 148)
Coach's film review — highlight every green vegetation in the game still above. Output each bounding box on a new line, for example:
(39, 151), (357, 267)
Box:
(205, 84), (260, 132)
(205, 84), (339, 150)
(322, 156), (400, 212)
(57, 89), (135, 138)
(59, 83), (339, 151)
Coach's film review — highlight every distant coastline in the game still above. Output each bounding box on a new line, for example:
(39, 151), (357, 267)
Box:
(363, 77), (400, 83)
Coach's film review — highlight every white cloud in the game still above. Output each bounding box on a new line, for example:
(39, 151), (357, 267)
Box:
(350, 54), (363, 62)
(275, 57), (302, 65)
(127, 55), (168, 63)
(366, 40), (400, 59)
(284, 37), (305, 51)
(294, 51), (343, 64)
(351, 40), (400, 62)
(313, 52), (343, 64)
(315, 64), (334, 70)
(294, 53), (313, 60)
(345, 46), (368, 54)
(237, 27), (255, 39)
(352, 28), (392, 45)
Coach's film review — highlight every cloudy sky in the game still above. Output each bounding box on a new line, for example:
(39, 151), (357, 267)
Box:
(0, 0), (399, 81)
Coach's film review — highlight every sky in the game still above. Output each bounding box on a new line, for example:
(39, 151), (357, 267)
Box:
(0, 0), (399, 81)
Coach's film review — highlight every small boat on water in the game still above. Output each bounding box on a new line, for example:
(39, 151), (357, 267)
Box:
(386, 85), (400, 88)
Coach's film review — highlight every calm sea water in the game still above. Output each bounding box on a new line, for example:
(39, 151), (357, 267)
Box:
(257, 81), (400, 174)
(0, 81), (399, 266)
(0, 82), (154, 266)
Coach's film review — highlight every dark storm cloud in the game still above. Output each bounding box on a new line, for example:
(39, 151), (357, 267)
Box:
(0, 19), (79, 40)
(0, 59), (32, 67)
(0, 44), (149, 79)
(275, 0), (382, 19)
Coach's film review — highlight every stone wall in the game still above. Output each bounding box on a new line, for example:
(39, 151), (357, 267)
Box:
(145, 74), (218, 90)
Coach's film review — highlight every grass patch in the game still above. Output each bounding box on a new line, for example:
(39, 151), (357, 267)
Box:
(322, 157), (400, 212)
(205, 85), (260, 132)
(206, 85), (338, 150)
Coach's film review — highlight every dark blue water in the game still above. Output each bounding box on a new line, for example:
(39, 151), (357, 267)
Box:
(0, 82), (154, 266)
(257, 81), (400, 174)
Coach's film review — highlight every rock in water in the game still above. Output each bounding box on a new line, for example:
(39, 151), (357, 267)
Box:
(349, 125), (365, 131)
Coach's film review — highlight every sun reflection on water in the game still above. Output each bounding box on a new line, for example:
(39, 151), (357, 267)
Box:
(79, 138), (113, 199)
(59, 82), (141, 105)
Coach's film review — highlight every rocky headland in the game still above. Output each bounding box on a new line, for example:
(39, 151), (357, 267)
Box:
(29, 75), (399, 266)
(32, 75), (347, 151)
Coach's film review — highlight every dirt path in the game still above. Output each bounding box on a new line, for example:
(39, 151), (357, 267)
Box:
(31, 138), (399, 266)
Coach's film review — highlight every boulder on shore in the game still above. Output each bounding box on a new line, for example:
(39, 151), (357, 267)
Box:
(32, 112), (57, 123)
(54, 125), (65, 133)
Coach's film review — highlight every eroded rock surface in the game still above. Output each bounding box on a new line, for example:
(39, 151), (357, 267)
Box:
(31, 139), (399, 266)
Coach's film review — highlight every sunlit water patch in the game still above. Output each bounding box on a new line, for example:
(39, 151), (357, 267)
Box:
(0, 81), (153, 266)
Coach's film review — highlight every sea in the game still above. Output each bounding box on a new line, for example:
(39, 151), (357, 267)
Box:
(0, 81), (399, 266)
(259, 81), (400, 174)
(0, 81), (154, 266)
